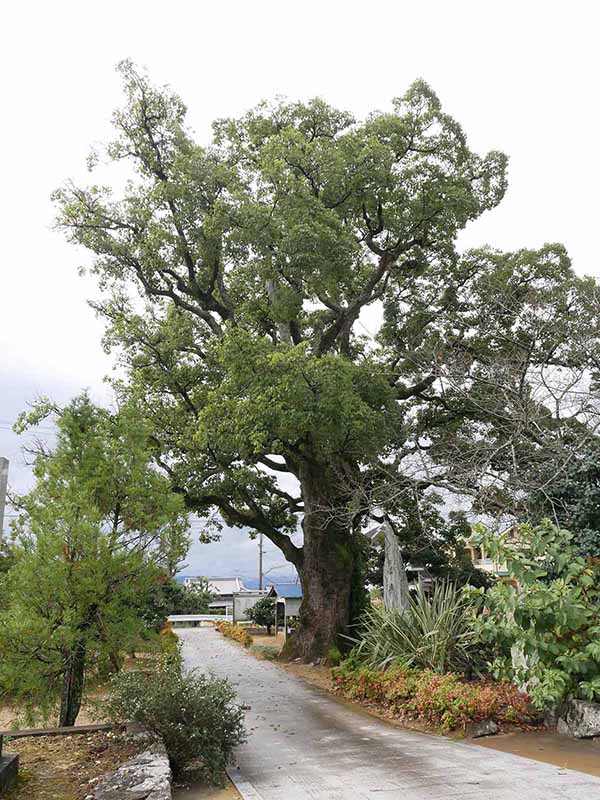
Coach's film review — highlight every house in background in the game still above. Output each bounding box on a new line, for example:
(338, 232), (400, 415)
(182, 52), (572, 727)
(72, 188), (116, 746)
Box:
(184, 576), (249, 615)
(232, 587), (276, 623)
(464, 524), (521, 579)
(272, 582), (303, 618)
(235, 581), (304, 633)
(182, 575), (304, 625)
(269, 582), (303, 634)
(464, 541), (509, 578)
(232, 582), (304, 629)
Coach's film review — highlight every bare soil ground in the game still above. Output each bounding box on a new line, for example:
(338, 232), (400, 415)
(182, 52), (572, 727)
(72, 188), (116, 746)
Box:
(476, 730), (600, 777)
(247, 630), (286, 648)
(3, 730), (148, 800)
(282, 661), (334, 691)
(172, 779), (241, 799)
(0, 700), (103, 730)
(0, 651), (158, 729)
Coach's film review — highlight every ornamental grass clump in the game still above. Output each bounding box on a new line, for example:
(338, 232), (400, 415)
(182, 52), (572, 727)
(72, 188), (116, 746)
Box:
(103, 655), (245, 783)
(354, 581), (479, 674)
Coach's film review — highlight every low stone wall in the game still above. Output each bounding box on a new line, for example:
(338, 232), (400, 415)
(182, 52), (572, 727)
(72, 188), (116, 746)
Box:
(94, 739), (172, 799)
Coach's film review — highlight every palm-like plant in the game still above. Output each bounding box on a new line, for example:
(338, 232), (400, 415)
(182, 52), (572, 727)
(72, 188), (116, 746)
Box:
(353, 581), (478, 673)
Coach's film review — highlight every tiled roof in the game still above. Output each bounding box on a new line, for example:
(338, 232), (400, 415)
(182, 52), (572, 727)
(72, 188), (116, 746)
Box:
(273, 582), (303, 599)
(187, 577), (248, 595)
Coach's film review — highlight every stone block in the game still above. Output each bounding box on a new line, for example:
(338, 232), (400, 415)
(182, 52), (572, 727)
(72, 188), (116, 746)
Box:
(0, 753), (19, 793)
(557, 698), (600, 738)
(464, 718), (499, 738)
(94, 742), (171, 799)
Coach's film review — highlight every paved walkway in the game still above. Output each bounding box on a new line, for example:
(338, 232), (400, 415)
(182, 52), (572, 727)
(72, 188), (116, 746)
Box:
(180, 628), (600, 799)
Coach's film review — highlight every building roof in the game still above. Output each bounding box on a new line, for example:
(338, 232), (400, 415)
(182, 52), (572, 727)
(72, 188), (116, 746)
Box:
(233, 588), (276, 598)
(273, 582), (303, 599)
(208, 577), (248, 595)
(187, 577), (248, 595)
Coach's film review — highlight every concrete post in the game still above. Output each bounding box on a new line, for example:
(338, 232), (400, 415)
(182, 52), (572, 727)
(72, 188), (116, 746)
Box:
(0, 458), (8, 546)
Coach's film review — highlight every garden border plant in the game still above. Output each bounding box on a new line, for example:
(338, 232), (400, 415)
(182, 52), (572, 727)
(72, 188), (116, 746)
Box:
(332, 660), (536, 733)
(103, 650), (246, 785)
(215, 620), (253, 648)
(348, 580), (485, 675)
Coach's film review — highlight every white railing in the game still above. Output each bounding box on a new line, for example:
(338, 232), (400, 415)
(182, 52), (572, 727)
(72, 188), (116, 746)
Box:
(168, 614), (233, 624)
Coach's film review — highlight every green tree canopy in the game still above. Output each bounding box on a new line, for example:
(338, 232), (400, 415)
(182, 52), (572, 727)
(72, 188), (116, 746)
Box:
(54, 62), (600, 658)
(141, 576), (215, 629)
(246, 596), (276, 634)
(527, 442), (600, 558)
(0, 394), (189, 725)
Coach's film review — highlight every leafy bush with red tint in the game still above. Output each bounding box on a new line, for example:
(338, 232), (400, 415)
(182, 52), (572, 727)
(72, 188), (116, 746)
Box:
(332, 661), (535, 732)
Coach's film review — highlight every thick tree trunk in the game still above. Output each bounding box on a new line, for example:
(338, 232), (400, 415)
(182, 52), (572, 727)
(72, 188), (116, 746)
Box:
(282, 463), (361, 661)
(59, 640), (86, 727)
(95, 610), (122, 672)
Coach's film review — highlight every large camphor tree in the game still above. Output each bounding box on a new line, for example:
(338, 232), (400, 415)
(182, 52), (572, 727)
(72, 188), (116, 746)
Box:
(55, 62), (600, 659)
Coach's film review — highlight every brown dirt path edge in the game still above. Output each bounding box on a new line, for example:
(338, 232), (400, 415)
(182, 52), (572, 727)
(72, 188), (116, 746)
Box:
(475, 731), (600, 777)
(172, 779), (241, 799)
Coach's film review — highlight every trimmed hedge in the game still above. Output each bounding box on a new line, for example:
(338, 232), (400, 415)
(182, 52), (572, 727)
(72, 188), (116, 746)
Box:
(215, 620), (253, 647)
(332, 660), (536, 732)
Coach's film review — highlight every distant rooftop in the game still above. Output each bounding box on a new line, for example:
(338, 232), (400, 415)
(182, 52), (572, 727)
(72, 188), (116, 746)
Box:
(185, 576), (248, 595)
(272, 582), (303, 599)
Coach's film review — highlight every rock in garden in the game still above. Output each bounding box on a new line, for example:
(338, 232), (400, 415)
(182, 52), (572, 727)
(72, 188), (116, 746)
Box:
(94, 742), (171, 800)
(557, 699), (600, 739)
(465, 719), (499, 738)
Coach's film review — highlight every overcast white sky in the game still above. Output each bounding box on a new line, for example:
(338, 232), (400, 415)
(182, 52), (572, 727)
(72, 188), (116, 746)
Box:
(1, 0), (598, 577)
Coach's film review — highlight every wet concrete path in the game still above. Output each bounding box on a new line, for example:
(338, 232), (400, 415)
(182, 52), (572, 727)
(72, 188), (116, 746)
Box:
(180, 628), (600, 799)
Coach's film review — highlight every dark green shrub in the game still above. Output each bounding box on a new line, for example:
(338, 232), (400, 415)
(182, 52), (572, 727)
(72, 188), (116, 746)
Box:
(245, 597), (276, 634)
(140, 577), (215, 630)
(103, 656), (245, 783)
(326, 645), (343, 666)
(472, 521), (600, 708)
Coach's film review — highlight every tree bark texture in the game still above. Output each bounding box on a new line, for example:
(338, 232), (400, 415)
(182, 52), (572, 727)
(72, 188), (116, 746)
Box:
(282, 463), (361, 661)
(59, 640), (86, 727)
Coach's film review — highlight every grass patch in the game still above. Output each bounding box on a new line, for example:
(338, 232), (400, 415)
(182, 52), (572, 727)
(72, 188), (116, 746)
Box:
(250, 644), (280, 660)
